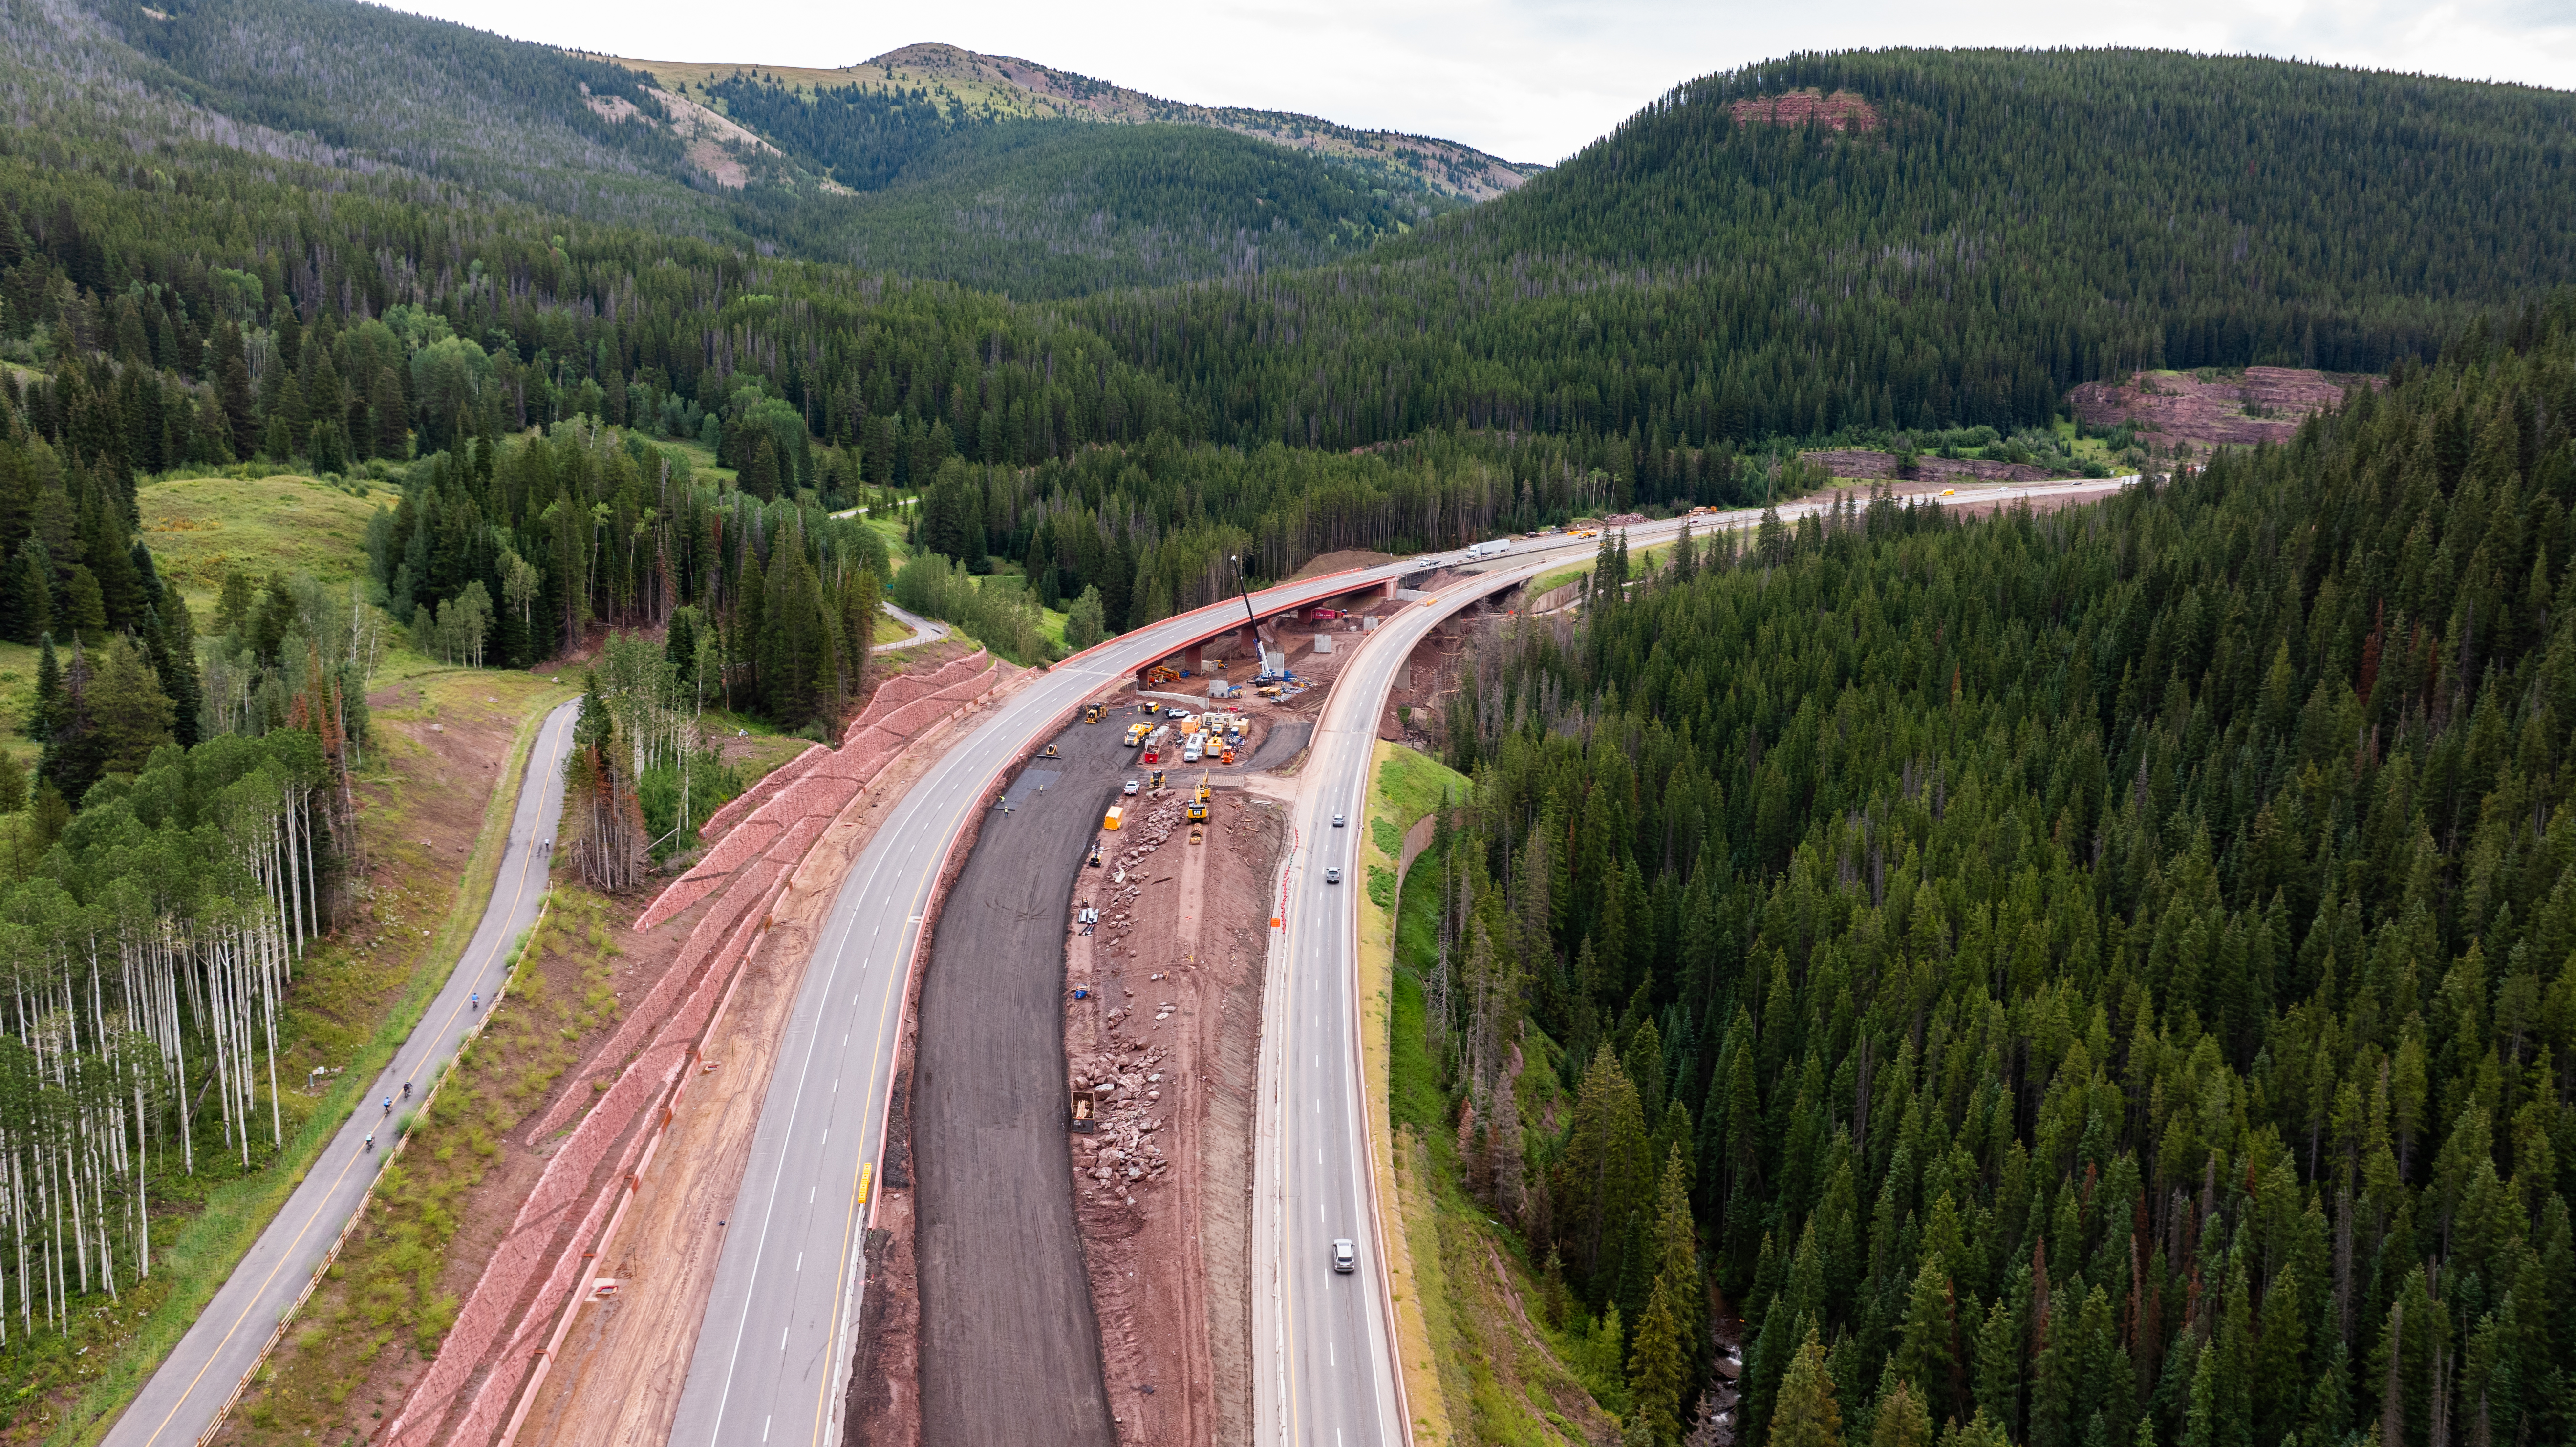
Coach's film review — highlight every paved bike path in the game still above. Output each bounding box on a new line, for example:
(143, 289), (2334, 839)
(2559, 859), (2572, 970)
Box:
(104, 698), (581, 1447)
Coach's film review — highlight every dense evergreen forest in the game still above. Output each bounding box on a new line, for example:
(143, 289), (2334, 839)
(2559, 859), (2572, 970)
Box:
(1412, 297), (2576, 1446)
(1075, 50), (2576, 454)
(713, 73), (1452, 297)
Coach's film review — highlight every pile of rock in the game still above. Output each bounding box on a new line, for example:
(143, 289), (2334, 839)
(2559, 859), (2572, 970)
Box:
(1071, 1046), (1173, 1207)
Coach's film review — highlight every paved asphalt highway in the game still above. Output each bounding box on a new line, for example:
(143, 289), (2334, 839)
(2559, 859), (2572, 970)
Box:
(677, 476), (2140, 1447)
(104, 699), (580, 1447)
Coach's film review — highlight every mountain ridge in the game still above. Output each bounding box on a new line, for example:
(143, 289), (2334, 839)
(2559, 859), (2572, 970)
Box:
(602, 40), (1544, 202)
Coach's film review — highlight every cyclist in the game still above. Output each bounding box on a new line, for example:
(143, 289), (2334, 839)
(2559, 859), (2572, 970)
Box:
(470, 991), (481, 1011)
(364, 1131), (375, 1152)
(382, 1096), (392, 1117)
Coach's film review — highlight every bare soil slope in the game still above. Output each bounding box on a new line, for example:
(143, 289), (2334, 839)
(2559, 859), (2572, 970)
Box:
(2067, 366), (2374, 453)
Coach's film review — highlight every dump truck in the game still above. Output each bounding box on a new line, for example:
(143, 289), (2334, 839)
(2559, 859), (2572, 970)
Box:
(1125, 722), (1151, 747)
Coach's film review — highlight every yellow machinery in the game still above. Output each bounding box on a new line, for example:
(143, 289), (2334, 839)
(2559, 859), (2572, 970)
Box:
(1186, 774), (1211, 824)
(1043, 743), (1060, 758)
(1124, 723), (1150, 746)
(1084, 703), (1102, 724)
(1147, 665), (1179, 686)
(1104, 804), (1124, 830)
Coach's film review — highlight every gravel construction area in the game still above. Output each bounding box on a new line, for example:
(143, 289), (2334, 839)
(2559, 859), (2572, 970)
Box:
(1064, 787), (1279, 1447)
(909, 715), (1137, 1447)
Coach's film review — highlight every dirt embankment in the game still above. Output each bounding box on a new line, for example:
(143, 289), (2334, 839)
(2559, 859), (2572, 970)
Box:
(1802, 449), (2058, 483)
(1066, 788), (1279, 1447)
(1288, 550), (1399, 581)
(2066, 365), (2377, 453)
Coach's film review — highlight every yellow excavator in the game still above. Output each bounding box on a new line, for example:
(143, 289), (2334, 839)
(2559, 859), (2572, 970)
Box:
(1186, 773), (1211, 824)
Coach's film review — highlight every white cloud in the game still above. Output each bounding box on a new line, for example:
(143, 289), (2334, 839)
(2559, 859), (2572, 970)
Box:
(389, 0), (2576, 162)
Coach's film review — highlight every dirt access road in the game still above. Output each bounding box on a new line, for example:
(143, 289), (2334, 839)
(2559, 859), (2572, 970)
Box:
(909, 717), (1133, 1447)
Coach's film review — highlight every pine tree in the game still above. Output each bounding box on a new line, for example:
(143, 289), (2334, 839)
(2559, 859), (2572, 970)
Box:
(1771, 1326), (1844, 1447)
(28, 631), (59, 740)
(1894, 1256), (1960, 1427)
(87, 637), (175, 775)
(1557, 1045), (1653, 1294)
(1627, 1275), (1690, 1445)
(1873, 1374), (1936, 1447)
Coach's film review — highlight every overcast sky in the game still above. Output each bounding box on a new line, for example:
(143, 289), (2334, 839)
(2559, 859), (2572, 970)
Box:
(391, 0), (2576, 163)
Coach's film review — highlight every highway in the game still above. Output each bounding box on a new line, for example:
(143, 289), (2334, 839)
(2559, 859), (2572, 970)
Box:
(105, 698), (580, 1447)
(675, 476), (2139, 1447)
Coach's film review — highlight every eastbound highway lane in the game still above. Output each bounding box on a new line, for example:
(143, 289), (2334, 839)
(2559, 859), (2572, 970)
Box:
(678, 474), (2140, 1447)
(105, 699), (580, 1447)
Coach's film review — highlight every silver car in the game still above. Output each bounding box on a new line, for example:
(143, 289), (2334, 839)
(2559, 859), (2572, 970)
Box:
(1331, 1239), (1356, 1273)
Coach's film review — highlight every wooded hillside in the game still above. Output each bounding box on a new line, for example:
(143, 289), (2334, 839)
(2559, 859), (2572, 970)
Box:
(1416, 295), (2576, 1447)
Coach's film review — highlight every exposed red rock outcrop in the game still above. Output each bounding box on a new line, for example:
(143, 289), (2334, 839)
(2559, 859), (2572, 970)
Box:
(2067, 366), (2378, 452)
(1730, 90), (1881, 133)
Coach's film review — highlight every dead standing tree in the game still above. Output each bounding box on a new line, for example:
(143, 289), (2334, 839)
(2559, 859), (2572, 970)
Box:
(564, 670), (649, 893)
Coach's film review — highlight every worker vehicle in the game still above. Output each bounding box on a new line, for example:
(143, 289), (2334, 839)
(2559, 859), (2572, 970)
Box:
(1124, 778), (1140, 796)
(1150, 769), (1166, 790)
(1332, 1239), (1356, 1273)
(1084, 703), (1102, 724)
(1183, 740), (1203, 764)
(1186, 783), (1209, 824)
(1125, 723), (1150, 746)
(1142, 726), (1170, 762)
(1042, 743), (1060, 758)
(1220, 746), (1236, 765)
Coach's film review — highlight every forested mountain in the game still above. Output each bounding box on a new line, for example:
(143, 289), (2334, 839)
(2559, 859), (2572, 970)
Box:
(84, 0), (727, 234)
(628, 42), (1541, 202)
(716, 85), (1458, 297)
(1412, 297), (2576, 1446)
(0, 0), (1476, 298)
(1077, 50), (2576, 453)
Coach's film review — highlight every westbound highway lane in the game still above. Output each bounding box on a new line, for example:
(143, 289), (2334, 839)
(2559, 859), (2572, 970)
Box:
(104, 699), (580, 1447)
(678, 475), (2140, 1447)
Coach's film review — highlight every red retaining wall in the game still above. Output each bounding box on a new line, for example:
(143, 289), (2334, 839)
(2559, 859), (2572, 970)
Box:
(392, 650), (1001, 1447)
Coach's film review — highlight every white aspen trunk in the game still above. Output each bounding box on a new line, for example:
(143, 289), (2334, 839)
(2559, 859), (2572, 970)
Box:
(262, 919), (282, 1149)
(132, 1084), (148, 1278)
(91, 1129), (114, 1302)
(64, 1142), (85, 1296)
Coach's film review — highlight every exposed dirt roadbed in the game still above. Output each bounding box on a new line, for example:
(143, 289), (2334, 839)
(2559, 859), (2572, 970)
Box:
(907, 717), (1134, 1447)
(1065, 787), (1277, 1446)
